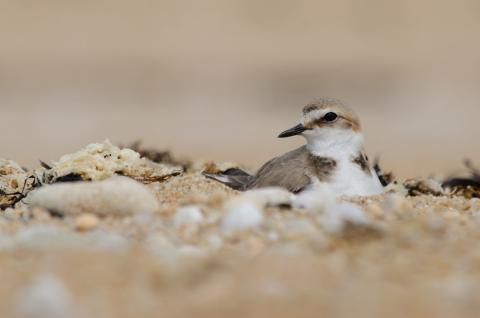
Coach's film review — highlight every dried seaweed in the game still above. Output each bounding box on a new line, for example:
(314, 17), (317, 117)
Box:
(0, 175), (37, 210)
(52, 173), (85, 183)
(442, 160), (480, 198)
(403, 178), (444, 196)
(127, 141), (191, 170)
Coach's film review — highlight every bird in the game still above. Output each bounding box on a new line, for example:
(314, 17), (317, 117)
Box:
(204, 98), (385, 196)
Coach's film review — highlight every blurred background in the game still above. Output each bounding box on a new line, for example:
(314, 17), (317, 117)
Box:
(1, 0), (480, 178)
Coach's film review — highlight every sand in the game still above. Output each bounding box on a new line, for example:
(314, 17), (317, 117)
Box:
(1, 143), (480, 318)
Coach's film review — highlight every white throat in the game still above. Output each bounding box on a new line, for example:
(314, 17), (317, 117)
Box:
(304, 128), (364, 159)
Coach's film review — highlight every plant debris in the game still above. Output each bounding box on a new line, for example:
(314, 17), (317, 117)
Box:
(403, 178), (444, 196)
(0, 159), (30, 209)
(442, 159), (480, 198)
(127, 141), (191, 170)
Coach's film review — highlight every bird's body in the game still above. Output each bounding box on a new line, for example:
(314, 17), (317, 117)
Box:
(204, 98), (385, 196)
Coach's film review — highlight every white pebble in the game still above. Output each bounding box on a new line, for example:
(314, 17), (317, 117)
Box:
(221, 201), (263, 233)
(25, 176), (160, 216)
(174, 206), (204, 228)
(16, 273), (74, 318)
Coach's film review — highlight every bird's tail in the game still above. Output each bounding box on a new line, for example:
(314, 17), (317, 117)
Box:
(202, 168), (253, 191)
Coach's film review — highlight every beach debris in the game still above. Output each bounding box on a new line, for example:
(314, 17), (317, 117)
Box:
(0, 159), (31, 209)
(202, 161), (243, 175)
(25, 176), (160, 216)
(127, 141), (191, 170)
(41, 140), (182, 184)
(442, 160), (480, 198)
(403, 178), (444, 196)
(0, 159), (28, 192)
(1, 141), (183, 210)
(384, 181), (409, 196)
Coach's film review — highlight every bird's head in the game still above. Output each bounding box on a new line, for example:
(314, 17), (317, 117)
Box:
(278, 98), (364, 153)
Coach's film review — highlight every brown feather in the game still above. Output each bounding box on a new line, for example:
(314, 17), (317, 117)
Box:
(248, 146), (336, 193)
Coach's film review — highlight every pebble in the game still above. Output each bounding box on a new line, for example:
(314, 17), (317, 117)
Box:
(221, 201), (263, 233)
(16, 273), (74, 318)
(25, 176), (160, 216)
(174, 206), (204, 228)
(74, 213), (99, 232)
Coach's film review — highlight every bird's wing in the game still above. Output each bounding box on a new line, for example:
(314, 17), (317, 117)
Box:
(248, 146), (311, 193)
(203, 168), (253, 191)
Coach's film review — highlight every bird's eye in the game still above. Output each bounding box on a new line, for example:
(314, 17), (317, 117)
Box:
(323, 112), (338, 122)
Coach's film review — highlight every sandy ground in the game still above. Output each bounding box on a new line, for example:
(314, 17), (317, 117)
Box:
(1, 143), (480, 318)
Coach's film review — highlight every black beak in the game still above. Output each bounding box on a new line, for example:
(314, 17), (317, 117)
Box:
(278, 124), (309, 138)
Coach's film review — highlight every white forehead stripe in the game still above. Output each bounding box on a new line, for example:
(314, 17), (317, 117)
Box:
(302, 109), (328, 124)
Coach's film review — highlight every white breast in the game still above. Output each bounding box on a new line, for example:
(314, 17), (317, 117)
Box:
(305, 129), (384, 196)
(323, 158), (384, 196)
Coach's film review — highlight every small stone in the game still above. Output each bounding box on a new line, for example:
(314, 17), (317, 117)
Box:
(74, 213), (99, 232)
(221, 200), (263, 233)
(26, 176), (160, 216)
(16, 273), (74, 318)
(174, 206), (204, 228)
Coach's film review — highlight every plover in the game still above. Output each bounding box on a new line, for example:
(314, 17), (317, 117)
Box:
(204, 98), (385, 196)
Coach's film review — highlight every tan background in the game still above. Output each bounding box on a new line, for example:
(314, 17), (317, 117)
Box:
(1, 0), (480, 177)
